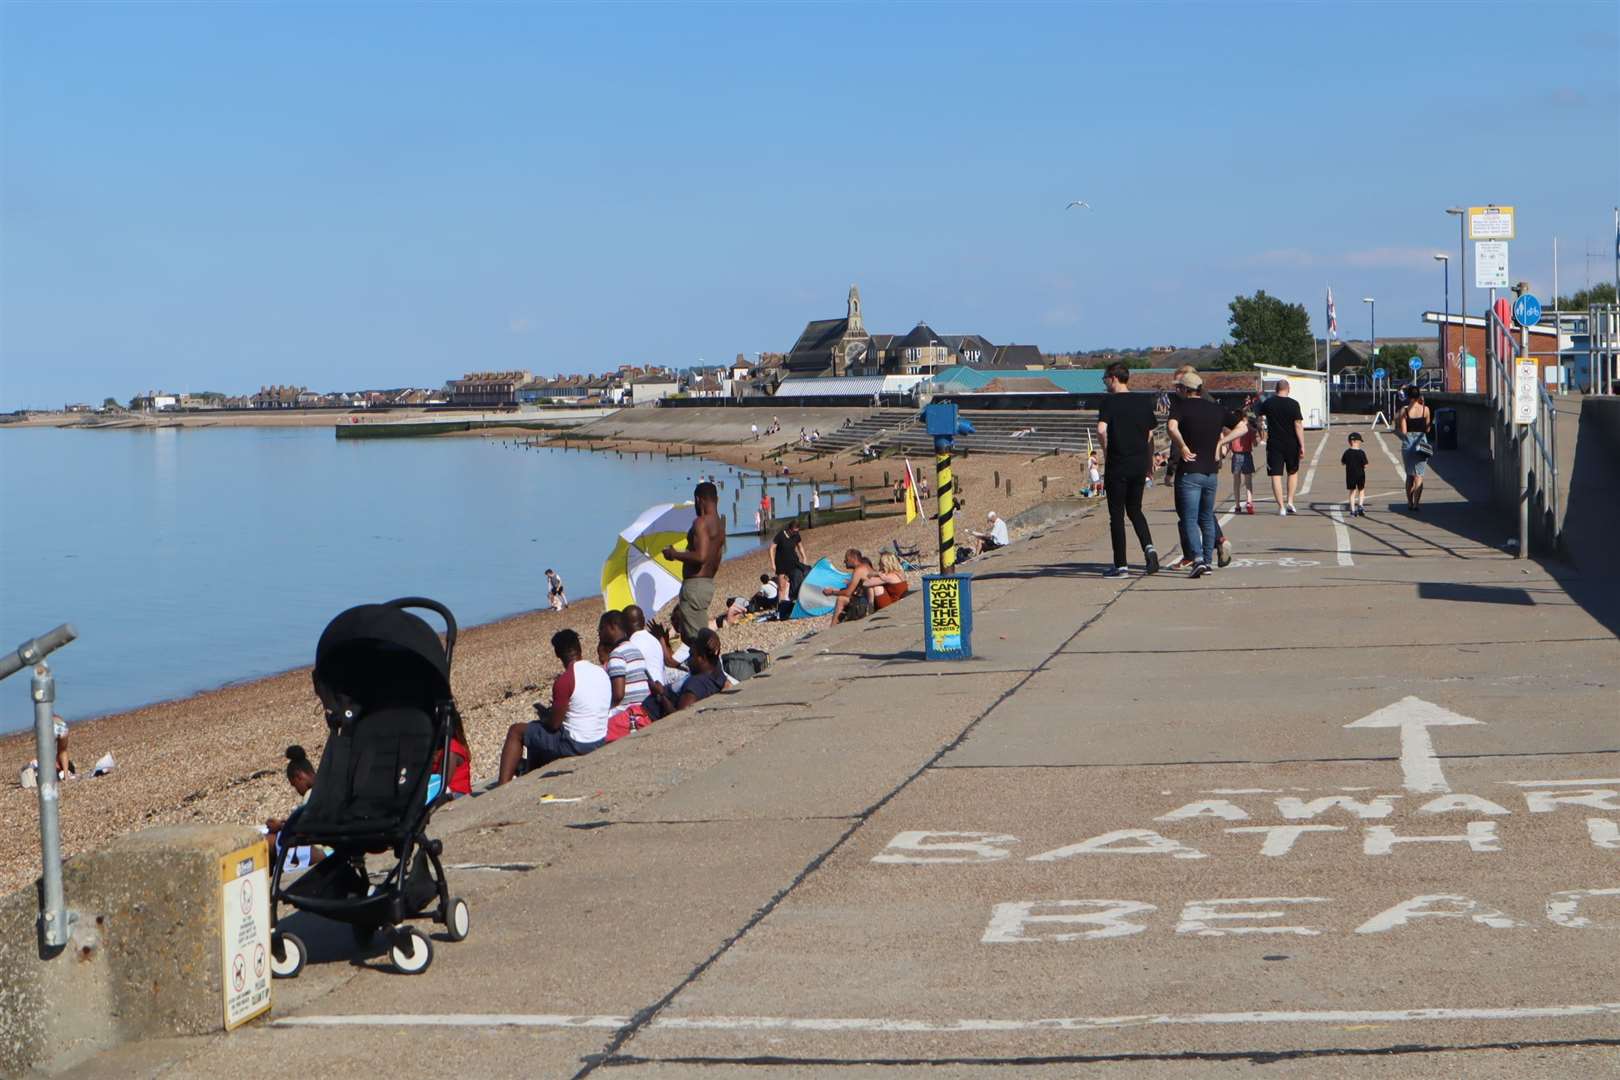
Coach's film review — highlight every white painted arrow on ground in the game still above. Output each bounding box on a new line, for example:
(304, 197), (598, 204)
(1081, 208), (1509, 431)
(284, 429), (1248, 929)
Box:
(1344, 697), (1484, 794)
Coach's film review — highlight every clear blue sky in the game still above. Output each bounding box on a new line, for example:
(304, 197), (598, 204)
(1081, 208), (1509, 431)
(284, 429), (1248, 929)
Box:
(2, 1), (1616, 408)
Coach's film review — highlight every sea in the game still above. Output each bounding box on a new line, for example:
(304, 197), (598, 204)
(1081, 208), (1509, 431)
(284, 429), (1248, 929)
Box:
(0, 425), (803, 733)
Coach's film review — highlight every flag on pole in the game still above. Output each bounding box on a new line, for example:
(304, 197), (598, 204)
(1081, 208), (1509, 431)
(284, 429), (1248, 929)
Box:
(1326, 287), (1338, 339)
(903, 457), (920, 523)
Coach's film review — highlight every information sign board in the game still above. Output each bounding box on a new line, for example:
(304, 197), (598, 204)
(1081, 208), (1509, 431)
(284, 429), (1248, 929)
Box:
(1475, 240), (1510, 289)
(1468, 205), (1516, 240)
(923, 574), (973, 660)
(219, 841), (272, 1030)
(1514, 358), (1538, 425)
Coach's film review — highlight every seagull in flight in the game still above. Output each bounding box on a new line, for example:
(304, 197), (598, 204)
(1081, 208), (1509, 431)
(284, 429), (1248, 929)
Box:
(1066, 200), (1091, 210)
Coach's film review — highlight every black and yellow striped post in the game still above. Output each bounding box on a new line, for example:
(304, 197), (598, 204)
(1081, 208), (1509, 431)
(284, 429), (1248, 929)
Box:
(935, 444), (958, 574)
(921, 402), (975, 660)
(923, 402), (973, 573)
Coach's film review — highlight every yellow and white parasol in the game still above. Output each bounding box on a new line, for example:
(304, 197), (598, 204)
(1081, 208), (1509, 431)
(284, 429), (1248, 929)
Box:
(601, 502), (695, 615)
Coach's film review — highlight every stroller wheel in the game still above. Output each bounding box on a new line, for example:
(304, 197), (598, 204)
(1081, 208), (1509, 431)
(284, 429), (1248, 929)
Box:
(388, 926), (433, 975)
(444, 897), (470, 942)
(270, 931), (306, 979)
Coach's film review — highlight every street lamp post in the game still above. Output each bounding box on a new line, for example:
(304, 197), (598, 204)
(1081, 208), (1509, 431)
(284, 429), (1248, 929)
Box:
(1363, 296), (1378, 413)
(1435, 254), (1450, 389)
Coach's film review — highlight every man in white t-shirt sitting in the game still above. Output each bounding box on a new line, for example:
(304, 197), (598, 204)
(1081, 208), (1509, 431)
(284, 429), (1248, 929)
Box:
(623, 605), (667, 689)
(497, 628), (611, 785)
(971, 511), (1010, 556)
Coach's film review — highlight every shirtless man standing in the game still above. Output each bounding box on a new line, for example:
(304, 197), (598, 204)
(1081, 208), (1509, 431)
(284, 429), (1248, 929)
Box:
(663, 481), (726, 645)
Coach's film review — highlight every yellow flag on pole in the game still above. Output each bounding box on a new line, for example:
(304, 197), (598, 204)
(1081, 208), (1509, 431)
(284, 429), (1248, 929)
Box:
(903, 457), (920, 523)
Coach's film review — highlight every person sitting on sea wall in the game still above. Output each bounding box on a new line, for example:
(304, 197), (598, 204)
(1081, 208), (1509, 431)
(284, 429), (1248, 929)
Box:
(869, 551), (910, 611)
(971, 511), (1010, 556)
(497, 629), (610, 785)
(827, 548), (877, 623)
(428, 707), (472, 799)
(599, 610), (670, 740)
(622, 604), (667, 690)
(675, 629), (730, 709)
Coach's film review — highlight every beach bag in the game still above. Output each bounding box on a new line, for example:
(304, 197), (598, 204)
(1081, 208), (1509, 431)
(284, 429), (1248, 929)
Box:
(721, 649), (769, 683)
(605, 702), (653, 743)
(1414, 435), (1434, 461)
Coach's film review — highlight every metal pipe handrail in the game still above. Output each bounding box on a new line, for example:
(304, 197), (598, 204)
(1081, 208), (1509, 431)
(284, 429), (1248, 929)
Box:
(9, 624), (80, 953)
(0, 623), (77, 683)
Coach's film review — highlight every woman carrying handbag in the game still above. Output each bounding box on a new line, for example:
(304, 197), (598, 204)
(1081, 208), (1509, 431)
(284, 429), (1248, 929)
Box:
(1396, 386), (1434, 512)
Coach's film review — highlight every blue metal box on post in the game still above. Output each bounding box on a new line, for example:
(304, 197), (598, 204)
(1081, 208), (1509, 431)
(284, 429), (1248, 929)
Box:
(921, 402), (974, 660)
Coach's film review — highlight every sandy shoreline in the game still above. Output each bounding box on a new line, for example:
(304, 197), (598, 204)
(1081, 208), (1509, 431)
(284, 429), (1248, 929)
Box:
(1, 428), (1094, 897)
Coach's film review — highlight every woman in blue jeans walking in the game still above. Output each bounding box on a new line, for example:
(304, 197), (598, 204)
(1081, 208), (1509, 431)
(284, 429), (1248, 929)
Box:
(1166, 372), (1248, 578)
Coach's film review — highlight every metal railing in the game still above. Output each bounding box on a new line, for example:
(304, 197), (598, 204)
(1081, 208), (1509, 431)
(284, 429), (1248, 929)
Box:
(1589, 305), (1618, 396)
(1485, 306), (1559, 556)
(3, 624), (79, 952)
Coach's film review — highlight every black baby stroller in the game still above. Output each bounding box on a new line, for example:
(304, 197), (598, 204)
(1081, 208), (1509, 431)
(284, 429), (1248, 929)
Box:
(268, 597), (470, 977)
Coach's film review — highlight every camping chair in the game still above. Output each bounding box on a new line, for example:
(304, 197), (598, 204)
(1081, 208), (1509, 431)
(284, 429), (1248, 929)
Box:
(888, 539), (924, 573)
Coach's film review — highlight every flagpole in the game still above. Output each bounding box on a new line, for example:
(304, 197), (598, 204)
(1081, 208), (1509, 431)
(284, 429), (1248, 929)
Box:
(1325, 286), (1334, 431)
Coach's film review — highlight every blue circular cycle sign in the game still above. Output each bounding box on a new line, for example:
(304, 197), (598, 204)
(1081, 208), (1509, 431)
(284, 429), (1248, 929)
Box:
(1513, 294), (1542, 328)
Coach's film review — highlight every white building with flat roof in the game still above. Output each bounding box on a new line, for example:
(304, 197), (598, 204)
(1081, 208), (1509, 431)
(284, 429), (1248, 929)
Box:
(1253, 363), (1329, 430)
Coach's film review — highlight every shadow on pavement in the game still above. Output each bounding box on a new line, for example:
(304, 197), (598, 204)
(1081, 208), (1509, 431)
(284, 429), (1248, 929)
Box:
(971, 561), (1115, 581)
(1416, 582), (1535, 606)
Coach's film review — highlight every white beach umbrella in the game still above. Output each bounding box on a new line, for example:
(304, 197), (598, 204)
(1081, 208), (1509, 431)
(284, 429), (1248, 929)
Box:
(601, 502), (695, 615)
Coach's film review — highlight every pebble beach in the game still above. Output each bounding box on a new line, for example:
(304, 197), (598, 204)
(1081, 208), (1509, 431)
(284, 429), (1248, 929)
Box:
(0, 430), (1093, 897)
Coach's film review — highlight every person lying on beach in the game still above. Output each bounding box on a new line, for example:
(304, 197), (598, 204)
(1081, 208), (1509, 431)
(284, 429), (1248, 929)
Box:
(497, 629), (610, 785)
(266, 745), (325, 870)
(827, 548), (876, 623)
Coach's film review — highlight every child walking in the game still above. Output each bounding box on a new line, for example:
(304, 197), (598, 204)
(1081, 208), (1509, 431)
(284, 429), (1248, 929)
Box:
(1342, 432), (1369, 516)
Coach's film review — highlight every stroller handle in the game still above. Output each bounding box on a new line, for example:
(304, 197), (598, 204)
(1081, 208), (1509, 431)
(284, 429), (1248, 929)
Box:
(384, 597), (457, 666)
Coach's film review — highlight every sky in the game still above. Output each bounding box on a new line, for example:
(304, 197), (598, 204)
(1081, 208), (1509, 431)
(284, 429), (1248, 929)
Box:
(2, 2), (1617, 409)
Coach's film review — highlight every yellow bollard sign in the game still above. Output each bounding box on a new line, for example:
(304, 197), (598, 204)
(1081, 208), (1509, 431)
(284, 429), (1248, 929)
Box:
(219, 840), (272, 1029)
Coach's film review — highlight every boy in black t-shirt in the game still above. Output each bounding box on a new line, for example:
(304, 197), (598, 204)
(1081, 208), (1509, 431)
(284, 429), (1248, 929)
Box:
(1342, 432), (1369, 517)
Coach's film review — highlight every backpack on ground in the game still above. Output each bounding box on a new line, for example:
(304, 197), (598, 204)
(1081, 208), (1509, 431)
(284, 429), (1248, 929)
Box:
(721, 648), (769, 682)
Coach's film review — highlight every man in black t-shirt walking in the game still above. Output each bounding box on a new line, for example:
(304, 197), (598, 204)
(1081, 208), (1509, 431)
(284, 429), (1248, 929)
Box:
(1257, 380), (1306, 515)
(1167, 371), (1246, 578)
(1095, 362), (1160, 577)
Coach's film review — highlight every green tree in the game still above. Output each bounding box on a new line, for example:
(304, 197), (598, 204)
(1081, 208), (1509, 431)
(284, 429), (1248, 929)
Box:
(1220, 291), (1315, 371)
(101, 397), (120, 411)
(1554, 282), (1617, 309)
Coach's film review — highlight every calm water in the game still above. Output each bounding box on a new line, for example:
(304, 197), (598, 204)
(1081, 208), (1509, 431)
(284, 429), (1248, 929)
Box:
(0, 426), (791, 732)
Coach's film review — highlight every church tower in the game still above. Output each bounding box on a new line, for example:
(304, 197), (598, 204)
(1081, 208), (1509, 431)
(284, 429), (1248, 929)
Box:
(847, 284), (865, 336)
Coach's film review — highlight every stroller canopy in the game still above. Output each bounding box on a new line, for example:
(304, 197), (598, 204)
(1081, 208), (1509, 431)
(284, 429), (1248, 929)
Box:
(315, 602), (453, 703)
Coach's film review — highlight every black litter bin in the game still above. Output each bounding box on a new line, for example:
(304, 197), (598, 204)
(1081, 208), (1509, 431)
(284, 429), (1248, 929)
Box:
(1435, 407), (1458, 451)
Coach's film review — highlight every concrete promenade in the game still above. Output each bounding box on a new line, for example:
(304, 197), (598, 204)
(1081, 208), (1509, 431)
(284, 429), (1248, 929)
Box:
(67, 426), (1619, 1079)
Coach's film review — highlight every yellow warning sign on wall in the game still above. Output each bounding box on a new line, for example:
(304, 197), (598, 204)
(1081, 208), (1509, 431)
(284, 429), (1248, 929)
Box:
(219, 840), (272, 1030)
